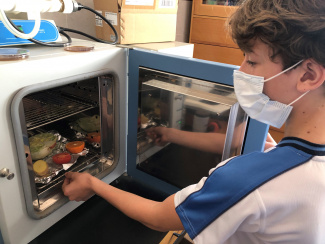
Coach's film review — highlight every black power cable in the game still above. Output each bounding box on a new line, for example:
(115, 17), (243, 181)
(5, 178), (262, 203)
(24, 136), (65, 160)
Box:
(25, 30), (72, 47)
(58, 26), (107, 44)
(76, 3), (118, 44)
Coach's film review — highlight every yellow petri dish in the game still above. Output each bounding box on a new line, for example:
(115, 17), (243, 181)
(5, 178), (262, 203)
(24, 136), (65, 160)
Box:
(0, 48), (29, 61)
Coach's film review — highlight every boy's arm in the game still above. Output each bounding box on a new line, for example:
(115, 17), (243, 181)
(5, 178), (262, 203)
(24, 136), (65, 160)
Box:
(62, 172), (184, 232)
(147, 127), (226, 154)
(166, 128), (226, 154)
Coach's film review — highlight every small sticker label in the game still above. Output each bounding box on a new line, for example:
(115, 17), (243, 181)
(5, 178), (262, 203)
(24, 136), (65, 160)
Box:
(95, 10), (103, 27)
(125, 0), (154, 6)
(105, 12), (118, 26)
(158, 0), (175, 8)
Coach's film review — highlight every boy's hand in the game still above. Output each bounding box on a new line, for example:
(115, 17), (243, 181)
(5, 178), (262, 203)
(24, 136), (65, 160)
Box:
(62, 172), (95, 202)
(146, 127), (170, 146)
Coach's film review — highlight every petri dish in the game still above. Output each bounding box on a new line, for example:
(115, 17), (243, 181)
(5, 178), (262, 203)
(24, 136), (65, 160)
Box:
(64, 45), (94, 52)
(0, 48), (29, 61)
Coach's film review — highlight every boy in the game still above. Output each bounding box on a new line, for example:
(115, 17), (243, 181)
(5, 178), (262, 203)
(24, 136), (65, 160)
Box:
(62, 0), (325, 243)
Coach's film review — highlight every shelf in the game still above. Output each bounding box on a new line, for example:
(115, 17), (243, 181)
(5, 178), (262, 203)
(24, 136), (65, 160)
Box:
(190, 1), (242, 66)
(192, 0), (238, 17)
(144, 79), (237, 106)
(23, 87), (98, 130)
(193, 43), (243, 65)
(191, 16), (237, 48)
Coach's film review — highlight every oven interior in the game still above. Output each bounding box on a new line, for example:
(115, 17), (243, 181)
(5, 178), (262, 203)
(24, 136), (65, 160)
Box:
(16, 75), (116, 218)
(136, 68), (248, 189)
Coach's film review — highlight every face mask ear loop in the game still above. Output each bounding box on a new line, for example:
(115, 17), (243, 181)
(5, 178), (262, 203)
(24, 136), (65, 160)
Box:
(264, 60), (304, 83)
(287, 90), (310, 106)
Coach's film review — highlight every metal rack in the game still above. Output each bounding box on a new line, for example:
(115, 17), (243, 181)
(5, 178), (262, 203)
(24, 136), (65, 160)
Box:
(23, 88), (99, 130)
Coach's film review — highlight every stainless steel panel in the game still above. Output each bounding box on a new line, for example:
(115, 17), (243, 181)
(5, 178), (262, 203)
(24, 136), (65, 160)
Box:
(136, 67), (247, 188)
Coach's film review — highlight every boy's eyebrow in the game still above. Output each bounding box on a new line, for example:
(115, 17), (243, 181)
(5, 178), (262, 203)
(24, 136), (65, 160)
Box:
(245, 51), (257, 59)
(243, 49), (256, 56)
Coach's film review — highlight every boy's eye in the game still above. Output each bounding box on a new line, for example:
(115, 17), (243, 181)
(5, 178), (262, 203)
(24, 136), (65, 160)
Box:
(246, 60), (256, 66)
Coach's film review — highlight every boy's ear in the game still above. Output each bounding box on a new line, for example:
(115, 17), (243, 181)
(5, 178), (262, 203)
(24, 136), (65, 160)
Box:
(298, 59), (325, 92)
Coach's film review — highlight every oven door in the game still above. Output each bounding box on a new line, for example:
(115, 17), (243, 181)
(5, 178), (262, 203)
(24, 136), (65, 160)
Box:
(127, 49), (269, 194)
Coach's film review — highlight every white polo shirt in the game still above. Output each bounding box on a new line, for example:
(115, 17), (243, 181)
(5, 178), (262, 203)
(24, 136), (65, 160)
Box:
(175, 137), (325, 244)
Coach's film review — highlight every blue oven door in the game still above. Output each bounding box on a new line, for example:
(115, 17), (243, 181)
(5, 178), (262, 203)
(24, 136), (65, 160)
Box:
(127, 49), (269, 194)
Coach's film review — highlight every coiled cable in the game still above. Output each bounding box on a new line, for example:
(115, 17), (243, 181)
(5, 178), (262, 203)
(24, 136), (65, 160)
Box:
(2, 3), (118, 47)
(7, 16), (72, 47)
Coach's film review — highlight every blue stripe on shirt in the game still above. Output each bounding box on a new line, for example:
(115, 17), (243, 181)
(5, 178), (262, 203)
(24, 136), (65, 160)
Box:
(176, 146), (313, 239)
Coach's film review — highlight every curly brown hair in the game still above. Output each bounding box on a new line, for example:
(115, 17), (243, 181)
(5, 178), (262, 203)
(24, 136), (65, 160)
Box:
(228, 0), (325, 69)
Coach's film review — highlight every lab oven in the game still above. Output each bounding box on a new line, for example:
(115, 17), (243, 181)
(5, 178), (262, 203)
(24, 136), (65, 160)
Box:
(0, 40), (268, 244)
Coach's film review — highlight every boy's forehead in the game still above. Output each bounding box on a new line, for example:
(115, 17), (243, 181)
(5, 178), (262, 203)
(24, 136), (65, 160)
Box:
(245, 41), (267, 56)
(246, 40), (277, 59)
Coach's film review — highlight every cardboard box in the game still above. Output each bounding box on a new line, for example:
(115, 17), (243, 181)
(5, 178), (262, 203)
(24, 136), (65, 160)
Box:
(94, 0), (178, 44)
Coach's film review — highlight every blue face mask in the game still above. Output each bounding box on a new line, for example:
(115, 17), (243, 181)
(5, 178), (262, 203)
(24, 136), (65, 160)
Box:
(233, 60), (309, 128)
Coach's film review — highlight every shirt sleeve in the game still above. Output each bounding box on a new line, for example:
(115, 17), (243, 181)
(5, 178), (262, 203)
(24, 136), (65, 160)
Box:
(175, 185), (263, 243)
(173, 154), (265, 241)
